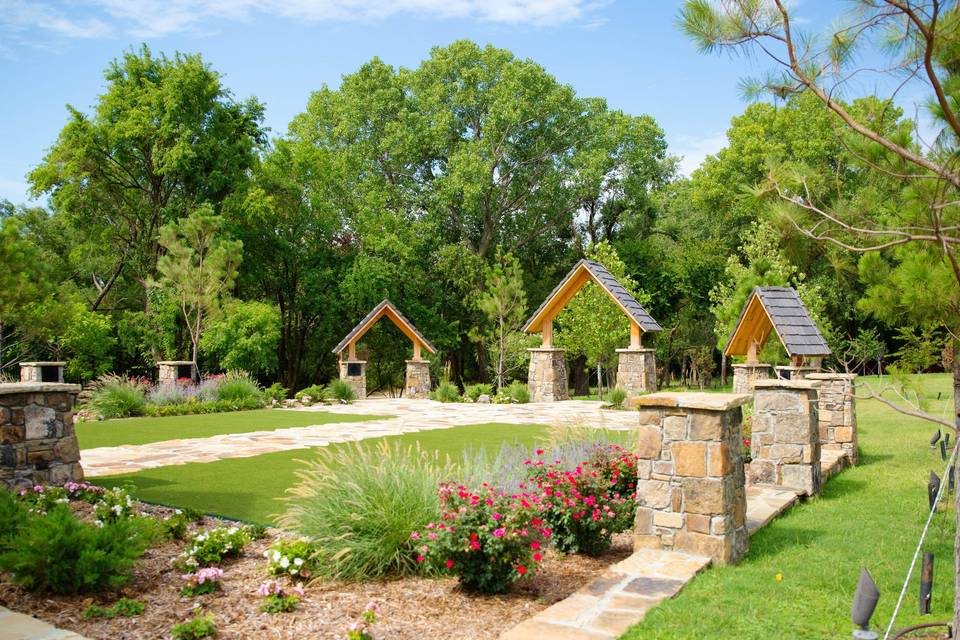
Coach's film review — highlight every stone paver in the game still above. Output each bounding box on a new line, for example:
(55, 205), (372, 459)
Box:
(0, 607), (87, 640)
(81, 399), (638, 477)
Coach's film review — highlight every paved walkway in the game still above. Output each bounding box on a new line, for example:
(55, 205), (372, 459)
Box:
(81, 399), (638, 477)
(0, 607), (87, 640)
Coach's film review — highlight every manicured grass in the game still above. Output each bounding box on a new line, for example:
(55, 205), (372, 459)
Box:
(76, 408), (387, 449)
(94, 422), (548, 524)
(623, 373), (957, 639)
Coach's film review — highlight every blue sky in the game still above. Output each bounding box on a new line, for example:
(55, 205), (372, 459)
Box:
(0, 1), (929, 205)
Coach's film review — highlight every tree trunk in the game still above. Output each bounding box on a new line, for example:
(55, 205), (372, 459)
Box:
(572, 355), (590, 396)
(954, 337), (959, 637)
(721, 355), (727, 387)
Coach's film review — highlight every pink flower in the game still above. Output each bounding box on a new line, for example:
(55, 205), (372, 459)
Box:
(410, 531), (420, 540)
(492, 512), (502, 520)
(257, 580), (281, 597)
(292, 582), (305, 597)
(416, 555), (425, 563)
(493, 528), (505, 537)
(365, 601), (380, 614)
(445, 559), (454, 570)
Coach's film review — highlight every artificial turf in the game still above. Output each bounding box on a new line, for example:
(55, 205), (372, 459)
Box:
(622, 373), (957, 639)
(93, 422), (548, 523)
(76, 408), (387, 449)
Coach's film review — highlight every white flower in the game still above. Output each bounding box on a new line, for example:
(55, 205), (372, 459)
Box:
(271, 550), (281, 562)
(293, 558), (304, 567)
(94, 519), (104, 528)
(279, 557), (290, 569)
(263, 550), (271, 559)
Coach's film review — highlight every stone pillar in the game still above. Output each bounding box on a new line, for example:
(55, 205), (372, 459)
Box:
(527, 348), (568, 402)
(774, 365), (819, 381)
(731, 363), (771, 394)
(0, 382), (83, 490)
(616, 348), (657, 396)
(806, 373), (858, 465)
(157, 361), (194, 383)
(404, 360), (431, 399)
(19, 362), (66, 383)
(338, 360), (367, 400)
(633, 392), (751, 565)
(749, 379), (822, 496)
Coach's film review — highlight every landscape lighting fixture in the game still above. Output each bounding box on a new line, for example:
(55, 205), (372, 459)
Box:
(851, 568), (880, 640)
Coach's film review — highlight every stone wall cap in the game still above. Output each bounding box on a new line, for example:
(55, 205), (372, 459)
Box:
(526, 348), (567, 353)
(0, 382), (81, 394)
(731, 362), (772, 368)
(404, 359), (430, 364)
(615, 348), (656, 353)
(631, 392), (752, 411)
(754, 379), (821, 390)
(340, 360), (367, 364)
(155, 360), (194, 365)
(19, 361), (66, 366)
(806, 372), (857, 380)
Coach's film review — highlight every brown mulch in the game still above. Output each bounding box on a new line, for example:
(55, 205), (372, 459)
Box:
(0, 503), (633, 639)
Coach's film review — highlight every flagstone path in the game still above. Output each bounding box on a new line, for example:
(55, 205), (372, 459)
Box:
(0, 607), (87, 640)
(80, 399), (639, 477)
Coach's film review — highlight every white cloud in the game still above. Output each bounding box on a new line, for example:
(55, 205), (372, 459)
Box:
(1, 0), (607, 41)
(672, 132), (728, 177)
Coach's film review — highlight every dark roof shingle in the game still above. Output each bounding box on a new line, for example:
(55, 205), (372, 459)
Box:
(725, 286), (831, 357)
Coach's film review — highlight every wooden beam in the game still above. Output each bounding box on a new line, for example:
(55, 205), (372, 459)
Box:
(541, 311), (554, 348)
(412, 340), (422, 361)
(348, 341), (357, 360)
(630, 320), (641, 349)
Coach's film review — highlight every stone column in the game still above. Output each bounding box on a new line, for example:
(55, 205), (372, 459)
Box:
(749, 379), (822, 496)
(19, 362), (65, 383)
(806, 372), (858, 465)
(527, 348), (568, 402)
(157, 361), (194, 383)
(404, 360), (431, 399)
(633, 392), (751, 565)
(338, 360), (367, 400)
(731, 363), (771, 394)
(615, 348), (657, 396)
(0, 382), (83, 490)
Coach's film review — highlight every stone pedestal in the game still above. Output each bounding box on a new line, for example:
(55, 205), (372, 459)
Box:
(19, 362), (65, 383)
(157, 361), (194, 383)
(774, 365), (819, 381)
(750, 379), (822, 496)
(0, 382), (83, 490)
(632, 392), (751, 565)
(338, 360), (367, 400)
(404, 360), (431, 399)
(731, 363), (771, 394)
(807, 372), (858, 464)
(616, 348), (657, 396)
(527, 348), (568, 402)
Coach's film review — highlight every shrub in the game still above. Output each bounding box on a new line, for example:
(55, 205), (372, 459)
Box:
(0, 490), (26, 549)
(213, 371), (263, 404)
(430, 380), (460, 403)
(608, 386), (627, 408)
(93, 487), (135, 524)
(83, 597), (145, 619)
(279, 440), (454, 580)
(264, 538), (317, 579)
(416, 483), (550, 594)
(463, 383), (493, 402)
(147, 383), (192, 406)
(171, 613), (217, 640)
(0, 505), (154, 594)
(142, 397), (263, 417)
(161, 509), (199, 540)
(327, 379), (355, 403)
(180, 567), (224, 597)
(87, 374), (148, 418)
(176, 526), (251, 572)
(18, 482), (107, 515)
(264, 382), (288, 403)
(295, 384), (328, 405)
(257, 580), (303, 613)
(496, 380), (530, 404)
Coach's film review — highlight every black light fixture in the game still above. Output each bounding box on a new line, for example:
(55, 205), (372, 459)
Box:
(852, 568), (880, 639)
(941, 439), (948, 461)
(930, 430), (941, 448)
(929, 471), (941, 511)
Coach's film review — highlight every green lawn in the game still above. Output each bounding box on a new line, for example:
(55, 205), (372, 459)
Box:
(76, 408), (387, 449)
(94, 422), (547, 523)
(623, 373), (957, 639)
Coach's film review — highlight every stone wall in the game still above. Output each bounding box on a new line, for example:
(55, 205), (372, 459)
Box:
(338, 360), (367, 400)
(749, 379), (821, 496)
(157, 361), (193, 383)
(527, 348), (569, 402)
(615, 348), (657, 396)
(404, 360), (431, 399)
(0, 383), (83, 490)
(731, 363), (771, 394)
(807, 372), (858, 464)
(632, 392), (751, 565)
(19, 362), (65, 383)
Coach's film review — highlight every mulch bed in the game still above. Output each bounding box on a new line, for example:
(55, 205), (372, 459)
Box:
(0, 502), (633, 639)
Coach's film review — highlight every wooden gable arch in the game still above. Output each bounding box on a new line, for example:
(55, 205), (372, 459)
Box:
(522, 259), (662, 348)
(723, 287), (831, 365)
(332, 300), (437, 361)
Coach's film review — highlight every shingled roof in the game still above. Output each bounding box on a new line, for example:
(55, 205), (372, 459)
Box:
(332, 299), (437, 355)
(724, 286), (831, 358)
(523, 259), (662, 333)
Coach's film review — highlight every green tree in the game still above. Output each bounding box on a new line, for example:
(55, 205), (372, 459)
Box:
(555, 242), (651, 396)
(476, 250), (529, 390)
(56, 303), (115, 381)
(200, 300), (280, 376)
(152, 207), (242, 377)
(29, 45), (264, 313)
